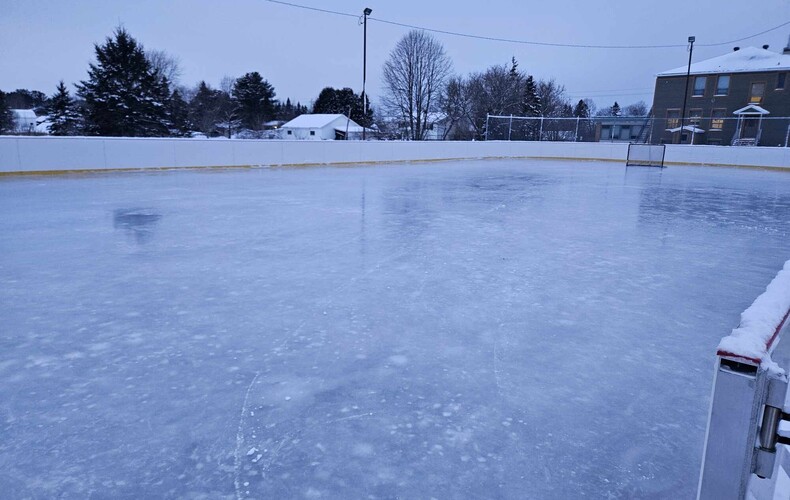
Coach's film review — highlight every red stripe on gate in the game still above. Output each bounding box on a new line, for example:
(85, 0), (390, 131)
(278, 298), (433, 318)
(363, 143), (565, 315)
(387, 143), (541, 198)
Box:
(717, 307), (790, 364)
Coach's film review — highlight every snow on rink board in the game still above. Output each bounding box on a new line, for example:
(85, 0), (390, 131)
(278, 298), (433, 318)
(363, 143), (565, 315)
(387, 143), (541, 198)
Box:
(1, 159), (790, 499)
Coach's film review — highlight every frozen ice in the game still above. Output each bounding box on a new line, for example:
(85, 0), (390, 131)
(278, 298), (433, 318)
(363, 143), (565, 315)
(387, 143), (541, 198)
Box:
(1, 159), (790, 498)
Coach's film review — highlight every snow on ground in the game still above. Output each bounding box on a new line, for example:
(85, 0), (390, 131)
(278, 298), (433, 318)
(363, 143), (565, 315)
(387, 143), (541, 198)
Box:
(1, 160), (789, 498)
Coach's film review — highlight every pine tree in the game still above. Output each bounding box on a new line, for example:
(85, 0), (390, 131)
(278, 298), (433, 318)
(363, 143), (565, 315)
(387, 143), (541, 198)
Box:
(572, 99), (590, 118)
(167, 89), (191, 136)
(0, 90), (14, 134)
(232, 72), (276, 131)
(521, 75), (542, 117)
(313, 87), (339, 114)
(76, 28), (171, 137)
(611, 101), (621, 117)
(521, 75), (542, 140)
(189, 81), (221, 136)
(311, 87), (373, 127)
(47, 81), (81, 136)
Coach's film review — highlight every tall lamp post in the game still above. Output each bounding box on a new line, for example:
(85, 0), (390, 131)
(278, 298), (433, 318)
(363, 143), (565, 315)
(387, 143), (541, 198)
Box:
(362, 7), (372, 140)
(679, 35), (695, 144)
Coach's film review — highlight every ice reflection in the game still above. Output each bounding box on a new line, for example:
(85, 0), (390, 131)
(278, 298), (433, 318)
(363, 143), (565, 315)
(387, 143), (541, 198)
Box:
(113, 208), (162, 244)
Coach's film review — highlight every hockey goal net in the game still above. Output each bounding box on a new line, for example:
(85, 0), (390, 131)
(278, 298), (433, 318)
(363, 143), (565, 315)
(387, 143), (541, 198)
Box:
(626, 144), (666, 167)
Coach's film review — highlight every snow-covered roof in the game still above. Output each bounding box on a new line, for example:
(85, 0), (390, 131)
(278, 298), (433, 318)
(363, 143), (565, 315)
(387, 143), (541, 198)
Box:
(12, 109), (37, 120)
(657, 46), (790, 77)
(281, 114), (359, 129)
(733, 104), (770, 115)
(666, 125), (705, 133)
(334, 125), (373, 134)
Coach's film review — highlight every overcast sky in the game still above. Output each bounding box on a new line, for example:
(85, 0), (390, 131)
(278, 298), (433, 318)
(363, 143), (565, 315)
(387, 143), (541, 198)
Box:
(2, 0), (790, 110)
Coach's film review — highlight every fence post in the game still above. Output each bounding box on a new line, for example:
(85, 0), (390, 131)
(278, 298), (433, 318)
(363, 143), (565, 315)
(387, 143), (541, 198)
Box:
(508, 115), (513, 141)
(485, 114), (489, 141)
(575, 117), (580, 142)
(539, 116), (544, 142)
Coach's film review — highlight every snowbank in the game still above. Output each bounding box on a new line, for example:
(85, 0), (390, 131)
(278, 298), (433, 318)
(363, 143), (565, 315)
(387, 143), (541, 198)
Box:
(717, 260), (790, 366)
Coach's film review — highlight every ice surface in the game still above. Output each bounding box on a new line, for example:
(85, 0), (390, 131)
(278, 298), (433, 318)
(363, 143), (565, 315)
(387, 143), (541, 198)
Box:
(1, 160), (790, 498)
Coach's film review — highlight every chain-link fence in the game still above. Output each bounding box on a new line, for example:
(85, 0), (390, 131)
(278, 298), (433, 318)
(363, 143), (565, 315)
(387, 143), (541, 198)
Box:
(483, 114), (790, 147)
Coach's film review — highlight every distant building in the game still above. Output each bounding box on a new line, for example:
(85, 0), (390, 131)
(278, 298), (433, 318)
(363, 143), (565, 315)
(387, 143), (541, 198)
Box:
(11, 109), (38, 134)
(594, 116), (652, 143)
(279, 114), (369, 140)
(651, 42), (790, 146)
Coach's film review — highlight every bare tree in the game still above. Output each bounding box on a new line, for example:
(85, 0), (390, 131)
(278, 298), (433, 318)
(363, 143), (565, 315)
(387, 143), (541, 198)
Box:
(536, 79), (570, 117)
(147, 49), (182, 84)
(624, 100), (649, 117)
(439, 75), (473, 140)
(382, 30), (452, 140)
(465, 61), (527, 140)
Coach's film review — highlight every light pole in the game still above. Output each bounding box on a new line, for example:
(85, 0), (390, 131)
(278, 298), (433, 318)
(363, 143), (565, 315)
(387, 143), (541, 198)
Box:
(679, 35), (695, 144)
(362, 7), (372, 140)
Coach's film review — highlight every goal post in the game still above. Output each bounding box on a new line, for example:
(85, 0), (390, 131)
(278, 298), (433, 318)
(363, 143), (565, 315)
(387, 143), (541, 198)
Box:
(626, 143), (666, 167)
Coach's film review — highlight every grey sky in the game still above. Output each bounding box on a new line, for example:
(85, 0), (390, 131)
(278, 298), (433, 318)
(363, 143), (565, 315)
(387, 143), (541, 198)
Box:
(2, 0), (790, 110)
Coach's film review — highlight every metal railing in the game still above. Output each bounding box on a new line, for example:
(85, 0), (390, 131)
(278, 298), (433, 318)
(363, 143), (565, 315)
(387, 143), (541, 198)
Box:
(697, 277), (790, 499)
(481, 114), (790, 147)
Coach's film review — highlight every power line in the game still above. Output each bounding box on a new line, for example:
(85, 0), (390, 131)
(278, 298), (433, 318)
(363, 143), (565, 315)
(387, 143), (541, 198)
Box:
(567, 92), (654, 97)
(264, 0), (790, 51)
(264, 0), (358, 19)
(567, 88), (654, 95)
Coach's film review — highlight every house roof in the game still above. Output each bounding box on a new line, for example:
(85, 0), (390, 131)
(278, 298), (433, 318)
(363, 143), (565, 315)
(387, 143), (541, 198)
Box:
(281, 114), (360, 129)
(657, 46), (790, 77)
(11, 109), (37, 120)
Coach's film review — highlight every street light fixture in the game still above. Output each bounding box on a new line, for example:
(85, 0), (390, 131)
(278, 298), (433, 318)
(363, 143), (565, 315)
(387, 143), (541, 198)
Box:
(362, 7), (372, 140)
(679, 35), (695, 144)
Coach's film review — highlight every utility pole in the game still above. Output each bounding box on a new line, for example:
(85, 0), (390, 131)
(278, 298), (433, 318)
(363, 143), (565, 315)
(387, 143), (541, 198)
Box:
(362, 8), (372, 141)
(679, 35), (695, 144)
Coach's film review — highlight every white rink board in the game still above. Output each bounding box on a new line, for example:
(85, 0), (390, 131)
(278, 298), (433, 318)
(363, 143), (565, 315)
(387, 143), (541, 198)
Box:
(2, 136), (790, 174)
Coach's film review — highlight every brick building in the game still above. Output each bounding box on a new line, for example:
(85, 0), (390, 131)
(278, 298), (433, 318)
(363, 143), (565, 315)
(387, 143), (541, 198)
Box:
(651, 42), (790, 146)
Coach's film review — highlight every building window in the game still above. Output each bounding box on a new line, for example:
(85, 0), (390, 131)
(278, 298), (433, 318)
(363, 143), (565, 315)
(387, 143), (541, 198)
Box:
(310, 130), (316, 136)
(689, 109), (703, 126)
(287, 130), (292, 135)
(619, 126), (631, 140)
(693, 76), (706, 97)
(715, 75), (730, 95)
(710, 109), (726, 130)
(777, 73), (786, 90)
(749, 82), (766, 104)
(666, 109), (680, 129)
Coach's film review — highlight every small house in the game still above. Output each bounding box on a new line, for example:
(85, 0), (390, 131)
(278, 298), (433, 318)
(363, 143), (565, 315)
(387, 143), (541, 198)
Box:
(279, 114), (366, 140)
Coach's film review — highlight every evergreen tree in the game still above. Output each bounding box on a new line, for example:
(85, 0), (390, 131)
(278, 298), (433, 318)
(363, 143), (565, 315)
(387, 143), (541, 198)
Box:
(572, 99), (594, 141)
(311, 87), (373, 127)
(167, 89), (191, 136)
(189, 81), (222, 136)
(521, 75), (542, 140)
(0, 90), (14, 134)
(572, 99), (590, 118)
(521, 75), (542, 117)
(611, 101), (621, 117)
(313, 87), (339, 115)
(232, 72), (276, 131)
(47, 81), (81, 136)
(76, 28), (171, 137)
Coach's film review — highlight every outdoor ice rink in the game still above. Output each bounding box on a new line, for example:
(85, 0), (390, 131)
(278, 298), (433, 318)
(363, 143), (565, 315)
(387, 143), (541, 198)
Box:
(2, 159), (790, 499)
